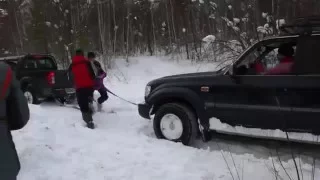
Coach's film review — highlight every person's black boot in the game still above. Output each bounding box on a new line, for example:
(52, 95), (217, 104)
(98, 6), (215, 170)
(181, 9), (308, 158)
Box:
(81, 112), (95, 129)
(87, 121), (95, 129)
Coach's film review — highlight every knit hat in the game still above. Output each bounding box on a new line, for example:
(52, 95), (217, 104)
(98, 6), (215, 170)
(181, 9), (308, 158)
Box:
(75, 48), (84, 56)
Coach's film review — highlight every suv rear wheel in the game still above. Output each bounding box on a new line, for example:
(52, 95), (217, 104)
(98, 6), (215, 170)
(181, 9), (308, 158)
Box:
(153, 103), (198, 145)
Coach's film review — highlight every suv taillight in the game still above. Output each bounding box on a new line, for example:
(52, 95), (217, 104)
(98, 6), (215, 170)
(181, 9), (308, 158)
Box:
(47, 71), (55, 86)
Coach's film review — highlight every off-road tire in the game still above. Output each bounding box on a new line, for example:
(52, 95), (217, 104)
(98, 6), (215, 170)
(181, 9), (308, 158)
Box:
(153, 103), (198, 146)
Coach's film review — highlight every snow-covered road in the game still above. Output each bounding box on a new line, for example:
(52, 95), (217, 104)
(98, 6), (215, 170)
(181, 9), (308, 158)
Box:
(12, 56), (320, 180)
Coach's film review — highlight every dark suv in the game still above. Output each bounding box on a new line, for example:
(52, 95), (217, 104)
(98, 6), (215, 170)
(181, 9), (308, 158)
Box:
(0, 54), (75, 104)
(138, 17), (320, 145)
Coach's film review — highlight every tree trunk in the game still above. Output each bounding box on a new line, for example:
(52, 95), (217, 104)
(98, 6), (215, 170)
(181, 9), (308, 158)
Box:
(165, 0), (172, 52)
(150, 3), (156, 55)
(126, 1), (130, 63)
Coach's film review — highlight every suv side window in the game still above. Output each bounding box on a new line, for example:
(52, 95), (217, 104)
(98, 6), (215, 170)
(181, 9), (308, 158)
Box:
(262, 46), (296, 70)
(234, 45), (266, 75)
(234, 40), (297, 75)
(236, 48), (262, 68)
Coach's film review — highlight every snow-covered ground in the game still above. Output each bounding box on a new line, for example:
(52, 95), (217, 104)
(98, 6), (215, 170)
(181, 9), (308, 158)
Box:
(12, 56), (320, 180)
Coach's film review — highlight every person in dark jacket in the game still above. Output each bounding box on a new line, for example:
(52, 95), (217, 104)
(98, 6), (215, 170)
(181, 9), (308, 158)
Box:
(87, 52), (108, 112)
(0, 63), (30, 180)
(70, 49), (96, 129)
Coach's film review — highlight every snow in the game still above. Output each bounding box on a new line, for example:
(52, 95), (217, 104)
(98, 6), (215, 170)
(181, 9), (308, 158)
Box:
(262, 12), (268, 18)
(233, 26), (240, 32)
(276, 19), (286, 30)
(242, 17), (249, 23)
(45, 21), (51, 27)
(210, 118), (320, 144)
(0, 8), (8, 16)
(233, 18), (240, 24)
(209, 2), (217, 9)
(209, 14), (215, 19)
(12, 56), (320, 180)
(202, 35), (216, 43)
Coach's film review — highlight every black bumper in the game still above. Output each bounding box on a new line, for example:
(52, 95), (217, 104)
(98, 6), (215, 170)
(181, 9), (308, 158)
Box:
(52, 88), (76, 98)
(38, 88), (76, 98)
(138, 103), (152, 119)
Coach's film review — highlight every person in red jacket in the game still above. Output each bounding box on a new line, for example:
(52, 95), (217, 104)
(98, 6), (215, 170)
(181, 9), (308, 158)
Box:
(70, 49), (96, 129)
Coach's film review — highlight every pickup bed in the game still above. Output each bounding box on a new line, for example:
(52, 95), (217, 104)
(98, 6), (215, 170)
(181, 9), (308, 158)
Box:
(0, 54), (75, 104)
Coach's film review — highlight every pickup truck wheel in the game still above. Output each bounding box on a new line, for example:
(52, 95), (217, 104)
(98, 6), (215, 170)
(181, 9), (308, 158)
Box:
(153, 103), (197, 145)
(23, 87), (40, 104)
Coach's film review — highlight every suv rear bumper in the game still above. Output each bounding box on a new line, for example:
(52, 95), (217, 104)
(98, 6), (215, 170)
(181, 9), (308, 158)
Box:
(52, 88), (76, 97)
(138, 103), (152, 119)
(38, 87), (76, 98)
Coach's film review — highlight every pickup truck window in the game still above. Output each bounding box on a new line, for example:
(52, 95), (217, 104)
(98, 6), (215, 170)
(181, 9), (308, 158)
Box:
(23, 57), (56, 70)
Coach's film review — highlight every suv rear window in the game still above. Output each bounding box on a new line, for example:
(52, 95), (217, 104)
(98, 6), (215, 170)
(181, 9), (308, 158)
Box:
(23, 56), (57, 70)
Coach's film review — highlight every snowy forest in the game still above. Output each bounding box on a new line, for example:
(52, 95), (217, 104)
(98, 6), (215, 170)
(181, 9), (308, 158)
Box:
(0, 0), (319, 68)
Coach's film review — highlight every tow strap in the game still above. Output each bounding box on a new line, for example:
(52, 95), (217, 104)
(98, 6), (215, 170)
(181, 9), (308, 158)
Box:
(106, 88), (138, 106)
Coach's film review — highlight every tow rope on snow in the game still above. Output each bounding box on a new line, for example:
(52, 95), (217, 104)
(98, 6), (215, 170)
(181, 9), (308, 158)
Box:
(58, 88), (138, 108)
(106, 88), (138, 106)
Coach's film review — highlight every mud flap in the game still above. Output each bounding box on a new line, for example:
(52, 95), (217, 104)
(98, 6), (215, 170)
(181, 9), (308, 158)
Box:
(198, 118), (211, 142)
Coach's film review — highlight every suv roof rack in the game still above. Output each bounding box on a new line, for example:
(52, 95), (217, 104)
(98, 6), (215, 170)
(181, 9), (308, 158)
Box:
(279, 16), (320, 35)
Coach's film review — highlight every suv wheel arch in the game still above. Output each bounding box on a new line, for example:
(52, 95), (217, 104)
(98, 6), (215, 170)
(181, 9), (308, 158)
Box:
(148, 87), (209, 126)
(153, 103), (198, 145)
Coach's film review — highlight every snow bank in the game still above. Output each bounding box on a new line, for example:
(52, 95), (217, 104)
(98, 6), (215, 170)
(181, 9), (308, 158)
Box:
(210, 118), (320, 144)
(11, 56), (320, 180)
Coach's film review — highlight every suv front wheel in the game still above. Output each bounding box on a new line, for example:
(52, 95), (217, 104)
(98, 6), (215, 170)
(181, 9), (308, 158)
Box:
(153, 103), (198, 145)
